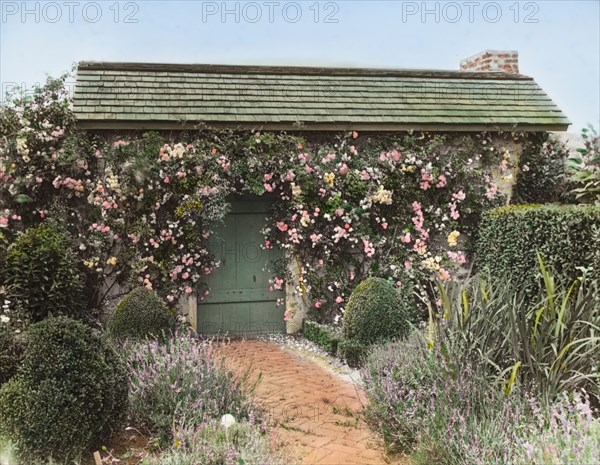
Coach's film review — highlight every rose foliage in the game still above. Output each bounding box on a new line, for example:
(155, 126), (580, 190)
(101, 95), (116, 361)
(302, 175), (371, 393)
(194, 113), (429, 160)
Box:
(0, 77), (529, 324)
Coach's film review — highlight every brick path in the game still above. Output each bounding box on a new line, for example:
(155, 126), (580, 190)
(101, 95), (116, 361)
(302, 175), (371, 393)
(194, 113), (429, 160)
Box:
(215, 339), (408, 465)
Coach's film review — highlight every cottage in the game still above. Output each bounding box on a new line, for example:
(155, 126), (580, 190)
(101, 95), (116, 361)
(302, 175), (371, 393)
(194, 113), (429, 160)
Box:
(73, 50), (570, 336)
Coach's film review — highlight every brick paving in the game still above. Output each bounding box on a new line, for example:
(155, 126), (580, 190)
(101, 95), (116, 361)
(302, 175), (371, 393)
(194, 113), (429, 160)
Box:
(214, 339), (409, 465)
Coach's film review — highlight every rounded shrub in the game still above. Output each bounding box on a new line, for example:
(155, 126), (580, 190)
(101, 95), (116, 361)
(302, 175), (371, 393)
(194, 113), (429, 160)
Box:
(0, 317), (128, 463)
(0, 224), (85, 326)
(0, 326), (23, 385)
(343, 277), (414, 345)
(108, 287), (176, 340)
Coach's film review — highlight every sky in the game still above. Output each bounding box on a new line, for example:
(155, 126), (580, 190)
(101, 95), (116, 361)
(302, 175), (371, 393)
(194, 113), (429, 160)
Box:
(0, 0), (598, 132)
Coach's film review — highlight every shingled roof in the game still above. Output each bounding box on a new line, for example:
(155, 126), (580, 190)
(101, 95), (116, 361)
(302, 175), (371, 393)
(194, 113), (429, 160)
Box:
(73, 62), (570, 132)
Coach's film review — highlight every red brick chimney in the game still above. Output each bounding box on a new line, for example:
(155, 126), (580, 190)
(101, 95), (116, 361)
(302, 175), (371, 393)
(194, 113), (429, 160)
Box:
(460, 50), (519, 74)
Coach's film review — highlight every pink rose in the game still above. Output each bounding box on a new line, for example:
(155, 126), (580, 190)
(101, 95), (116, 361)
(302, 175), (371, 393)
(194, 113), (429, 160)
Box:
(453, 190), (466, 201)
(438, 268), (451, 281)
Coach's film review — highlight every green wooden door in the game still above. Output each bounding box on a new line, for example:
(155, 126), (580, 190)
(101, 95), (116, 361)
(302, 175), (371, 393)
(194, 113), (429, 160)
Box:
(197, 196), (285, 336)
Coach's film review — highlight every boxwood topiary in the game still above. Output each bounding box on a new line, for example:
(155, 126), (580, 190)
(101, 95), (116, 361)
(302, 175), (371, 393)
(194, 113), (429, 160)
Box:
(343, 277), (414, 345)
(0, 317), (128, 463)
(0, 224), (85, 327)
(108, 287), (177, 340)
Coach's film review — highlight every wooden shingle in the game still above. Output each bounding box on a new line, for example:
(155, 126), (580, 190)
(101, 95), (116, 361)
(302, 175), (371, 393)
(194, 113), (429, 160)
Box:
(73, 62), (570, 131)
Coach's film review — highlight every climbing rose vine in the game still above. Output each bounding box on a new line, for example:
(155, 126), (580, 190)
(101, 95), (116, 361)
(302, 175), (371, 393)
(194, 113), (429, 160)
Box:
(1, 77), (523, 324)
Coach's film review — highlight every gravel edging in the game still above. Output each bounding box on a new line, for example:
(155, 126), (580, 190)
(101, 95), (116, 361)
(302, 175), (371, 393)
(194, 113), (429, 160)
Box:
(259, 333), (364, 387)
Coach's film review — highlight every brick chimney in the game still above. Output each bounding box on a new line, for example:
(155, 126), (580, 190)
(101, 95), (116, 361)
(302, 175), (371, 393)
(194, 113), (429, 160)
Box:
(460, 50), (519, 74)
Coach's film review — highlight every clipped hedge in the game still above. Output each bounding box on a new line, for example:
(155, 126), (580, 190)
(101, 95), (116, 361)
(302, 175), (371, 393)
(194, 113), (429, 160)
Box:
(343, 277), (414, 346)
(303, 320), (342, 355)
(0, 317), (128, 463)
(475, 205), (600, 295)
(108, 287), (177, 341)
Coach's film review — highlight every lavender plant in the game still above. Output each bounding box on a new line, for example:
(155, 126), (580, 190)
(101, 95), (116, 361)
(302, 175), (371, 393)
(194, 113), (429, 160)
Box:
(362, 332), (529, 464)
(513, 391), (600, 464)
(126, 333), (251, 445)
(363, 332), (599, 465)
(143, 420), (284, 465)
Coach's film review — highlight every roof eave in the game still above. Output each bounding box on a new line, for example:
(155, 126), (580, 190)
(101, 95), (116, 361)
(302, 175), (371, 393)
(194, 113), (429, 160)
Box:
(75, 119), (571, 133)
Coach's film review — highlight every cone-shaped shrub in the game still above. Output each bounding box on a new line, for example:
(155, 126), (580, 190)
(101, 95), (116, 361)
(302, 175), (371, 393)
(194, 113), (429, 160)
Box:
(343, 277), (414, 345)
(108, 287), (177, 341)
